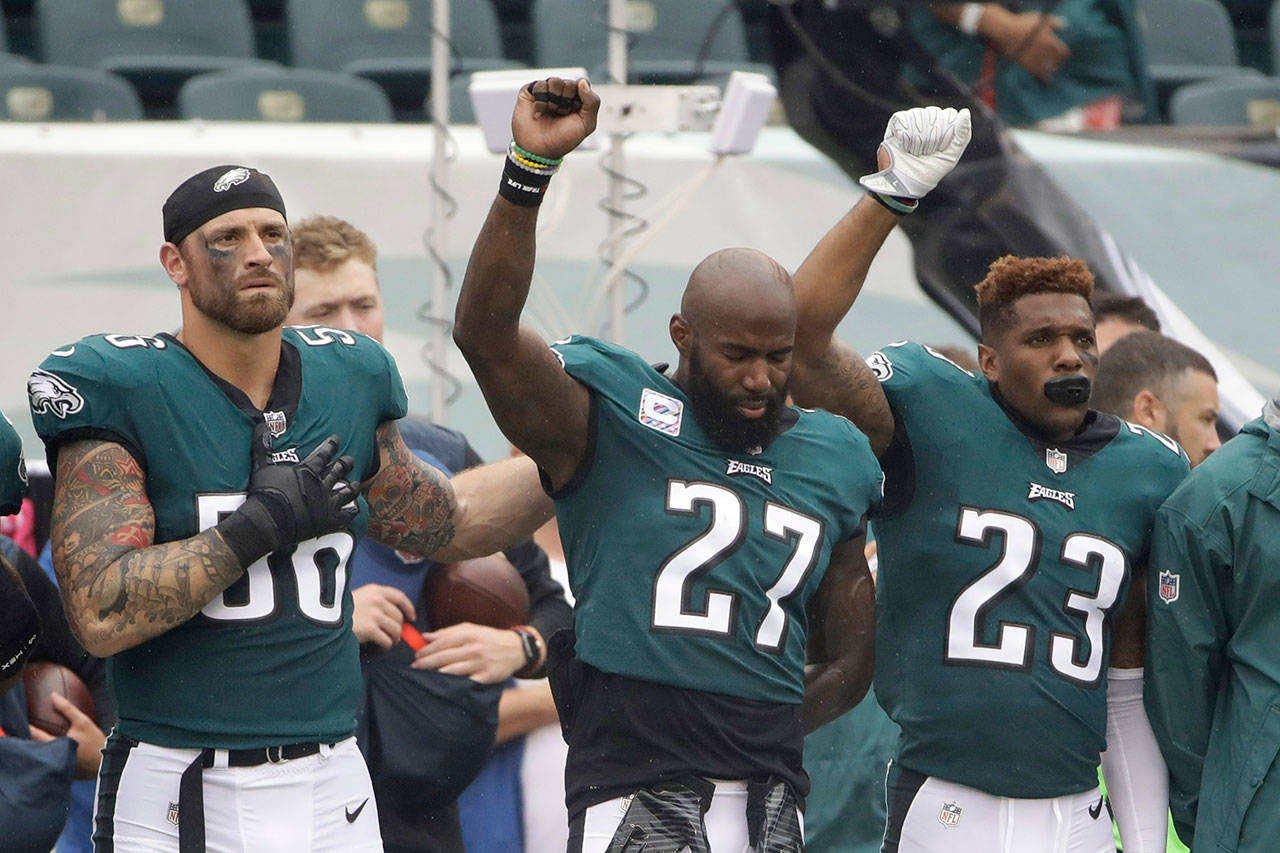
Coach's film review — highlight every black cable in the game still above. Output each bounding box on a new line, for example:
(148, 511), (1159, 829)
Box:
(429, 23), (462, 69)
(691, 2), (737, 81)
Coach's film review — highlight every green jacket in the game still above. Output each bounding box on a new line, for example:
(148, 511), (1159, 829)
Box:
(1146, 414), (1280, 851)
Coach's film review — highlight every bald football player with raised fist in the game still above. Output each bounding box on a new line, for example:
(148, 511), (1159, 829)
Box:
(454, 78), (967, 852)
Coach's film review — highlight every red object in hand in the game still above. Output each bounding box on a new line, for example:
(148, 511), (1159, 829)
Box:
(400, 622), (427, 651)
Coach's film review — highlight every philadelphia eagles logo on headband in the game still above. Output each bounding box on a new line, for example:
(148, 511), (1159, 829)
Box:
(163, 164), (287, 245)
(214, 168), (252, 192)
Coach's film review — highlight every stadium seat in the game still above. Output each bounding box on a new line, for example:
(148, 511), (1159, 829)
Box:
(178, 67), (394, 122)
(1138, 0), (1245, 85)
(531, 0), (774, 84)
(34, 0), (273, 101)
(0, 64), (142, 120)
(286, 0), (519, 108)
(1169, 73), (1280, 124)
(246, 0), (289, 64)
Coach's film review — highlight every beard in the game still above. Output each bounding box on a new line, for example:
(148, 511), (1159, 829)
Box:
(685, 349), (787, 453)
(189, 273), (294, 335)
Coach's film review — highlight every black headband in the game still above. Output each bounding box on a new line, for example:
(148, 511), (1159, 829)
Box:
(162, 165), (287, 246)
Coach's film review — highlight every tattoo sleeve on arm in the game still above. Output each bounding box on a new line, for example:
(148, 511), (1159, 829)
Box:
(364, 422), (458, 557)
(51, 440), (246, 657)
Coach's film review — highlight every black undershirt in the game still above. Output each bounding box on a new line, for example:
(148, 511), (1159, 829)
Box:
(547, 630), (807, 820)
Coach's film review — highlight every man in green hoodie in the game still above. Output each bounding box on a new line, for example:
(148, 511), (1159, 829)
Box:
(1146, 397), (1280, 851)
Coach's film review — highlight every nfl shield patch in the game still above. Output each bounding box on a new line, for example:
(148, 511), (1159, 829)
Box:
(1045, 447), (1068, 474)
(263, 410), (288, 437)
(167, 801), (180, 826)
(638, 388), (683, 437)
(1159, 570), (1180, 604)
(938, 801), (962, 827)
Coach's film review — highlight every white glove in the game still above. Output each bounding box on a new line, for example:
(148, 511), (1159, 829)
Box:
(859, 106), (972, 200)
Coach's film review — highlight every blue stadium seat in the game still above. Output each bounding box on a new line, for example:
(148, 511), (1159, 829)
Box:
(35, 0), (273, 100)
(0, 64), (142, 120)
(1138, 0), (1246, 85)
(286, 0), (520, 108)
(178, 67), (394, 122)
(532, 0), (774, 84)
(1169, 73), (1280, 124)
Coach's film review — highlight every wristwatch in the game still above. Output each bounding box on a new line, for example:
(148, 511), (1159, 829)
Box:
(511, 625), (543, 677)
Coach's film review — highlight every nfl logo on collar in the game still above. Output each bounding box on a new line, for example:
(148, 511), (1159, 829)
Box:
(1045, 447), (1067, 474)
(264, 410), (288, 437)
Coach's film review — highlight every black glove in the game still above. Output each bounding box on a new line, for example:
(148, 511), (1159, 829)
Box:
(215, 421), (359, 567)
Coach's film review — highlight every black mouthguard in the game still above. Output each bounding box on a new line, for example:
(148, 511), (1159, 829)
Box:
(1044, 375), (1091, 406)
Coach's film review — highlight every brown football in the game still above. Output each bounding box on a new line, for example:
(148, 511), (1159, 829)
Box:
(22, 661), (95, 737)
(425, 553), (530, 630)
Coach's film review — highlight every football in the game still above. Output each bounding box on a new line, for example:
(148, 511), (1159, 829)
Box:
(425, 553), (530, 630)
(22, 661), (95, 738)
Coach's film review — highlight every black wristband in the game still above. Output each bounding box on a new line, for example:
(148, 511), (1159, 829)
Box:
(214, 501), (280, 568)
(498, 157), (552, 207)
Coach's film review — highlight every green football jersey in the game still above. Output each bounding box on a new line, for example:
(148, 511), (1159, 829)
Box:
(550, 336), (882, 704)
(868, 342), (1189, 798)
(29, 327), (407, 748)
(0, 413), (26, 516)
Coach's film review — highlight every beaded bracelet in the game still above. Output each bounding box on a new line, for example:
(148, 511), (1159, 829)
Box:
(510, 140), (564, 168)
(509, 148), (558, 175)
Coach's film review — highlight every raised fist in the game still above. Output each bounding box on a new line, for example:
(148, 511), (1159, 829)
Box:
(859, 106), (972, 200)
(512, 77), (601, 162)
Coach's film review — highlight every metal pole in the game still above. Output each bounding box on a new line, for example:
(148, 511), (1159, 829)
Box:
(606, 0), (627, 344)
(428, 0), (451, 421)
